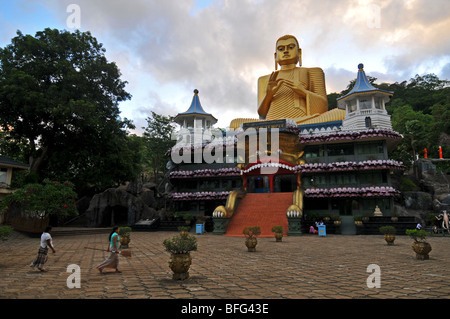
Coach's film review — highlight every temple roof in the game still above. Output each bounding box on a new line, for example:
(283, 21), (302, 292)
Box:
(337, 64), (393, 102)
(174, 89), (217, 123)
(0, 155), (29, 169)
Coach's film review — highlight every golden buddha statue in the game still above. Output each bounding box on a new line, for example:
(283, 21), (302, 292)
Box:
(230, 35), (345, 129)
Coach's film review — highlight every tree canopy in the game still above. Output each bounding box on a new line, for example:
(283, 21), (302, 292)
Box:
(0, 28), (141, 195)
(142, 111), (176, 184)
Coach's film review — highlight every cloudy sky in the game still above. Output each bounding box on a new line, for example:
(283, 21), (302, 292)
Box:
(1, 0), (449, 133)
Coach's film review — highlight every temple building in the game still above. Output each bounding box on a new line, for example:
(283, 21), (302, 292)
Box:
(168, 35), (406, 236)
(0, 156), (29, 200)
(169, 90), (242, 231)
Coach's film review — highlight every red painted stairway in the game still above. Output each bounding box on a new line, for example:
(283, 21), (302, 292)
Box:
(224, 192), (292, 237)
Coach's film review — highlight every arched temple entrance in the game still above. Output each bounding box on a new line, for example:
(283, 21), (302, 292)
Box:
(242, 159), (300, 194)
(100, 205), (129, 227)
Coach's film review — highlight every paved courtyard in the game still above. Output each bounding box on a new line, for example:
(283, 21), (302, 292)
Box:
(1, 229), (449, 301)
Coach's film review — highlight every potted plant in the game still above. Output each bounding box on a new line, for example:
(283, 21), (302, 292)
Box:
(183, 213), (193, 225)
(243, 226), (261, 252)
(119, 226), (132, 248)
(391, 213), (398, 222)
(178, 226), (190, 237)
(163, 233), (197, 280)
(379, 226), (396, 245)
(271, 225), (283, 242)
(406, 228), (432, 260)
(331, 215), (341, 225)
(353, 215), (363, 226)
(331, 215), (342, 234)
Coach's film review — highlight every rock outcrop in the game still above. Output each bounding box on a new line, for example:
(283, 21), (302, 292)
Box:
(85, 182), (159, 227)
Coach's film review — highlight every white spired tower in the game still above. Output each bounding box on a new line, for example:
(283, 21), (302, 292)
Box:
(337, 64), (394, 131)
(173, 89), (218, 147)
(173, 89), (217, 133)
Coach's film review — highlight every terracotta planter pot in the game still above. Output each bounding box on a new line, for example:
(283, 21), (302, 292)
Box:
(169, 253), (192, 280)
(245, 237), (258, 252)
(274, 232), (283, 242)
(384, 234), (395, 245)
(120, 234), (130, 248)
(412, 242), (432, 260)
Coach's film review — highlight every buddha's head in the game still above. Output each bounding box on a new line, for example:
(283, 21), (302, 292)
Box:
(274, 35), (302, 69)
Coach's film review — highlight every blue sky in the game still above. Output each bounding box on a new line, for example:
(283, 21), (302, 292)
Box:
(1, 0), (449, 133)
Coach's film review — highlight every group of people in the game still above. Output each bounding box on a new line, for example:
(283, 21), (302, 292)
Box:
(30, 225), (123, 274)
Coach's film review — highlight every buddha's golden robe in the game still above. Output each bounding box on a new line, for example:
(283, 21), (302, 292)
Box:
(229, 67), (345, 129)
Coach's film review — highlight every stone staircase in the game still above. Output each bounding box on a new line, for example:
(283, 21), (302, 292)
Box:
(224, 192), (292, 237)
(339, 216), (357, 235)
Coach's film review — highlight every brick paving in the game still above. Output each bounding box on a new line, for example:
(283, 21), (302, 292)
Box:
(0, 230), (450, 300)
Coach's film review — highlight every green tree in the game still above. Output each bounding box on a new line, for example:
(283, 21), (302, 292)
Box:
(0, 28), (139, 194)
(142, 112), (176, 184)
(430, 103), (450, 152)
(326, 92), (340, 110)
(0, 179), (78, 220)
(389, 74), (450, 114)
(389, 105), (433, 165)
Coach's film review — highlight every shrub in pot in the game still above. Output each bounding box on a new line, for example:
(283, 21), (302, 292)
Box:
(119, 226), (132, 248)
(243, 226), (261, 252)
(183, 213), (193, 225)
(406, 229), (432, 260)
(379, 226), (396, 245)
(271, 225), (283, 242)
(163, 233), (197, 280)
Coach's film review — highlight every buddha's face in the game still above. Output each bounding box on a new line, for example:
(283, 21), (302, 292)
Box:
(275, 37), (300, 66)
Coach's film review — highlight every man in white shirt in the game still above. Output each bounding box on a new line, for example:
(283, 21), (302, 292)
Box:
(30, 226), (56, 272)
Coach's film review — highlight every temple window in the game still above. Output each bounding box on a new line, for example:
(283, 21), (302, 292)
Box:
(357, 141), (384, 155)
(359, 171), (387, 186)
(0, 168), (7, 184)
(329, 173), (357, 186)
(359, 98), (372, 109)
(362, 198), (390, 211)
(374, 97), (383, 110)
(302, 174), (327, 188)
(304, 145), (324, 159)
(326, 143), (354, 156)
(349, 100), (357, 112)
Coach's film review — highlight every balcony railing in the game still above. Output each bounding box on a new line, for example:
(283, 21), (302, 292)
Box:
(346, 108), (387, 118)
